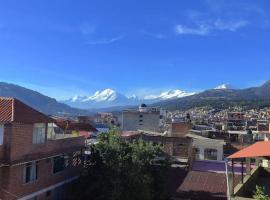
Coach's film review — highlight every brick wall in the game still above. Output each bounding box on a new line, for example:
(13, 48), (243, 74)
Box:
(7, 123), (84, 164)
(0, 122), (85, 200)
(1, 159), (81, 200)
(171, 122), (191, 137)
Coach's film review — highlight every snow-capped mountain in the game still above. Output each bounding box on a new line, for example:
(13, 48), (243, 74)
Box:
(63, 88), (194, 109)
(145, 89), (194, 100)
(214, 84), (232, 90)
(83, 89), (117, 102)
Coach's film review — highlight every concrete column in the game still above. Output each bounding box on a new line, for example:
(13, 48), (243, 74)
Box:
(255, 158), (261, 166)
(246, 158), (251, 175)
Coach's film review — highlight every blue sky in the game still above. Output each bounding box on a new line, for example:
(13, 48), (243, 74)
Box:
(0, 0), (270, 100)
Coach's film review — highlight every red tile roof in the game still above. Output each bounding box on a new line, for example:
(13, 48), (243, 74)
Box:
(0, 97), (54, 123)
(228, 141), (270, 159)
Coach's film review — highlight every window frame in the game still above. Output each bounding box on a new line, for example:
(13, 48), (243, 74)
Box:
(52, 154), (70, 174)
(204, 148), (218, 161)
(0, 124), (4, 145)
(23, 161), (38, 184)
(32, 123), (46, 144)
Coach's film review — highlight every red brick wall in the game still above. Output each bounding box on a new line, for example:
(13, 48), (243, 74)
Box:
(0, 122), (85, 200)
(1, 159), (81, 200)
(7, 123), (84, 163)
(171, 122), (191, 137)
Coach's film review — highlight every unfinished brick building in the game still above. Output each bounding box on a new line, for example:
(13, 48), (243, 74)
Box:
(0, 98), (85, 200)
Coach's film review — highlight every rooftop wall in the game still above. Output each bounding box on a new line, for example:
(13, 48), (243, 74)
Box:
(4, 123), (84, 164)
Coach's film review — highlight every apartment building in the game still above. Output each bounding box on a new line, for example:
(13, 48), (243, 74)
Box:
(122, 104), (165, 132)
(0, 98), (85, 200)
(226, 112), (246, 131)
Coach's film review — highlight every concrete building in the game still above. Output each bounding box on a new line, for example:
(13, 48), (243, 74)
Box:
(0, 98), (85, 200)
(122, 104), (165, 132)
(226, 112), (246, 131)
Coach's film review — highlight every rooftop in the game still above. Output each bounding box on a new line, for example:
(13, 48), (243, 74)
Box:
(228, 141), (270, 159)
(0, 97), (53, 123)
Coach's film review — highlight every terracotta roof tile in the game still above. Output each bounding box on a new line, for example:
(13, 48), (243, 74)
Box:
(0, 97), (54, 123)
(228, 141), (270, 159)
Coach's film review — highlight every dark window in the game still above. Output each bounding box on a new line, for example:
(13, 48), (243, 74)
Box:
(53, 155), (69, 174)
(24, 162), (38, 184)
(139, 115), (143, 118)
(204, 149), (218, 160)
(46, 191), (51, 197)
(139, 119), (143, 122)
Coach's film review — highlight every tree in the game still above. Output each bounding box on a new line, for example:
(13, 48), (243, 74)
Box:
(68, 129), (171, 200)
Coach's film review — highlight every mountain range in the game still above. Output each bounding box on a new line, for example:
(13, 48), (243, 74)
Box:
(154, 81), (270, 111)
(1, 81), (270, 115)
(63, 88), (194, 109)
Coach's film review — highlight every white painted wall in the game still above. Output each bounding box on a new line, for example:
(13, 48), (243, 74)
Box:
(193, 138), (224, 161)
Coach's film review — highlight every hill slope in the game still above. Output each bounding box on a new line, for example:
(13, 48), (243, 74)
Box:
(0, 82), (89, 115)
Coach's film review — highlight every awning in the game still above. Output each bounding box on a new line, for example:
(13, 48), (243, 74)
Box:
(228, 141), (270, 159)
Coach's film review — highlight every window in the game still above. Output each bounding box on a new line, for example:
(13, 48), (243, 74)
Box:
(47, 123), (55, 140)
(33, 123), (46, 144)
(52, 154), (69, 174)
(139, 119), (143, 122)
(194, 148), (200, 160)
(23, 162), (38, 184)
(204, 149), (218, 160)
(46, 191), (51, 197)
(0, 124), (3, 145)
(139, 114), (143, 118)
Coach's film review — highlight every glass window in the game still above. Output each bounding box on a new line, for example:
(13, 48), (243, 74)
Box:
(33, 123), (46, 144)
(47, 123), (55, 140)
(53, 154), (69, 174)
(23, 162), (38, 184)
(204, 149), (218, 160)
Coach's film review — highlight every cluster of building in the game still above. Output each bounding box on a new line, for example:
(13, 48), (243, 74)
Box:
(1, 99), (270, 200)
(121, 104), (270, 200)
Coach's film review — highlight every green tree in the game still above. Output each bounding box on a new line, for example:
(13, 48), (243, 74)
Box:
(68, 130), (171, 200)
(254, 185), (270, 200)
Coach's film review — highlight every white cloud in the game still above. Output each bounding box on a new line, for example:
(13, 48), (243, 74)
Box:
(176, 24), (210, 36)
(87, 35), (125, 45)
(176, 19), (249, 36)
(214, 19), (249, 31)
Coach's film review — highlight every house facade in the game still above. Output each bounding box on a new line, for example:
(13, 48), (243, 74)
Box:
(0, 98), (85, 200)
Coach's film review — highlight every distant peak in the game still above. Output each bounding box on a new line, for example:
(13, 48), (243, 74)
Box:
(214, 84), (231, 90)
(262, 80), (270, 87)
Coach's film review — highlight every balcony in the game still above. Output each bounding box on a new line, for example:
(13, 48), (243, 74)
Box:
(7, 135), (85, 165)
